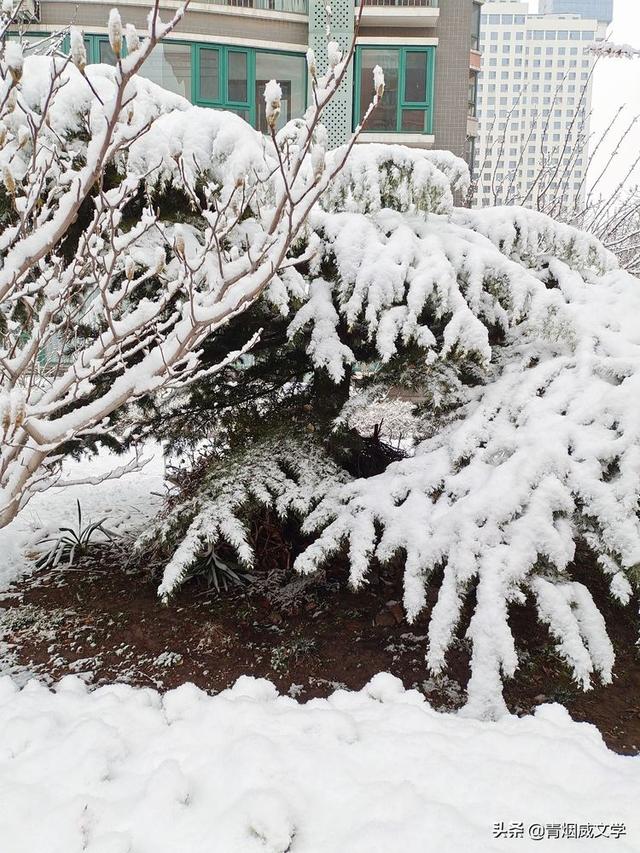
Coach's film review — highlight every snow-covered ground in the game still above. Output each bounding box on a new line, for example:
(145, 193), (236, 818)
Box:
(0, 455), (639, 852)
(0, 673), (638, 853)
(0, 448), (166, 591)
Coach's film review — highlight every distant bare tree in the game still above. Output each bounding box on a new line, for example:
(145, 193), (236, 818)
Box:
(470, 58), (640, 274)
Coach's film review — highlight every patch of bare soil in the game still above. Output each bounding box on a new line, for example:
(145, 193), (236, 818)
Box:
(1, 543), (638, 755)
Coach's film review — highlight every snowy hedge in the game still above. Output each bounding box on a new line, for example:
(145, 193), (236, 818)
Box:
(3, 34), (639, 719)
(130, 114), (640, 718)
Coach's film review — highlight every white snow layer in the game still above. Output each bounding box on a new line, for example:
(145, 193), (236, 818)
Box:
(0, 448), (166, 591)
(0, 672), (637, 853)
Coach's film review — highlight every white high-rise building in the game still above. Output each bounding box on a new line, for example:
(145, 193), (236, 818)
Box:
(473, 1), (607, 209)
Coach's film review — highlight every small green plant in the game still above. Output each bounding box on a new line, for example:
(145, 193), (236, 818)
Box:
(35, 500), (113, 570)
(190, 543), (253, 593)
(270, 637), (318, 673)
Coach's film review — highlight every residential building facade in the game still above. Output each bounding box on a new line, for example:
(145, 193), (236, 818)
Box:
(473, 0), (606, 208)
(13, 0), (482, 161)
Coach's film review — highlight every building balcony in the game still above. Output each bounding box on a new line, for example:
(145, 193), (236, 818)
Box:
(39, 0), (309, 17)
(356, 0), (439, 28)
(357, 0), (438, 6)
(197, 0), (308, 14)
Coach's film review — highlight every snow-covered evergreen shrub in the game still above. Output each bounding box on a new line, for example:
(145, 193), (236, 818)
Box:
(296, 253), (640, 718)
(141, 438), (349, 601)
(147, 134), (640, 718)
(320, 144), (468, 215)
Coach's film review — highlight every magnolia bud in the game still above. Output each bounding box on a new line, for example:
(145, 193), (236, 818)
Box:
(373, 65), (385, 99)
(306, 48), (317, 80)
(70, 27), (87, 73)
(125, 23), (140, 54)
(311, 143), (325, 181)
(327, 41), (341, 69)
(14, 392), (25, 428)
(5, 41), (23, 83)
(1, 402), (9, 435)
(3, 165), (16, 195)
(17, 126), (29, 149)
(108, 8), (123, 59)
(264, 79), (282, 130)
(174, 228), (185, 258)
(154, 249), (165, 275)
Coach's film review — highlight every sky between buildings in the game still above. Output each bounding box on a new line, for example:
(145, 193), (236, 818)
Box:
(533, 0), (640, 194)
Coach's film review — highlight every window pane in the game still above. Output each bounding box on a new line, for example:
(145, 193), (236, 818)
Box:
(404, 52), (427, 103)
(140, 42), (192, 99)
(255, 52), (305, 132)
(401, 109), (425, 132)
(84, 37), (92, 63)
(471, 4), (481, 51)
(99, 39), (117, 66)
(359, 48), (398, 131)
(228, 51), (248, 103)
(199, 48), (220, 101)
(226, 108), (250, 122)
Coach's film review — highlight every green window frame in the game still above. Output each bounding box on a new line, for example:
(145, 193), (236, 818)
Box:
(72, 34), (118, 65)
(194, 44), (254, 124)
(60, 33), (120, 64)
(61, 35), (307, 133)
(193, 45), (306, 130)
(354, 45), (436, 135)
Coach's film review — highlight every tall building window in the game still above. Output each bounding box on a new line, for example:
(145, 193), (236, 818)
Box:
(471, 2), (481, 52)
(356, 47), (435, 134)
(228, 51), (248, 103)
(468, 72), (478, 117)
(99, 39), (117, 65)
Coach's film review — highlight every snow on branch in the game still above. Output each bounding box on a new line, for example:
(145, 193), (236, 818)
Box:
(589, 42), (640, 59)
(454, 206), (618, 275)
(0, 1), (382, 527)
(290, 216), (640, 719)
(292, 206), (540, 367)
(150, 438), (350, 601)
